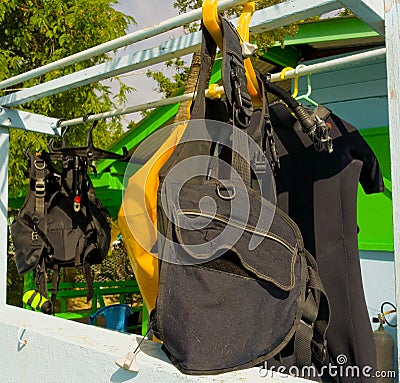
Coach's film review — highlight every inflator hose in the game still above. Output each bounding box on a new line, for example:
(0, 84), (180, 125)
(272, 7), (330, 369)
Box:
(263, 81), (316, 135)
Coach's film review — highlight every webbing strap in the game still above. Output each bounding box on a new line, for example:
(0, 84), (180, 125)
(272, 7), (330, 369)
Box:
(221, 17), (252, 129)
(293, 251), (332, 370)
(32, 156), (46, 215)
(294, 283), (319, 368)
(83, 261), (94, 302)
(309, 267), (330, 363)
(294, 320), (313, 368)
(35, 257), (49, 298)
(219, 16), (253, 185)
(51, 263), (59, 314)
(159, 24), (218, 176)
(190, 25), (217, 120)
(231, 123), (251, 187)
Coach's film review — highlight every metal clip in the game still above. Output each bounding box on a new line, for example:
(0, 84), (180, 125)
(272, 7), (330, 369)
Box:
(312, 116), (333, 153)
(233, 81), (243, 109)
(31, 231), (39, 241)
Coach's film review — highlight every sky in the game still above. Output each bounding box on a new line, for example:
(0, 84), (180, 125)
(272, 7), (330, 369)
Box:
(110, 0), (187, 126)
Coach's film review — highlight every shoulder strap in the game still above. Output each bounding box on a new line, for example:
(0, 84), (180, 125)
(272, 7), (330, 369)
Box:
(220, 16), (252, 129)
(190, 25), (217, 120)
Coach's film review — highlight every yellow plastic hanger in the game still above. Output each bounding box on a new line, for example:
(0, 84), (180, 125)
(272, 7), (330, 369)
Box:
(202, 0), (262, 106)
(280, 66), (299, 98)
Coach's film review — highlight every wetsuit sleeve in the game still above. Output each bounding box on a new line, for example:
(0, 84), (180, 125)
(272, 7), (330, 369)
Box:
(330, 113), (385, 194)
(359, 151), (385, 194)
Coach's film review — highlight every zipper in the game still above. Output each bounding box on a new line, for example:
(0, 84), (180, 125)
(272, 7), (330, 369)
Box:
(178, 210), (297, 254)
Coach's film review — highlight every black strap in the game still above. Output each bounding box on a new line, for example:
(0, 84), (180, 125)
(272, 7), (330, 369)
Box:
(294, 320), (314, 369)
(231, 124), (251, 187)
(31, 155), (46, 215)
(51, 263), (59, 314)
(35, 256), (49, 297)
(83, 261), (94, 302)
(218, 16), (254, 184)
(308, 266), (330, 364)
(190, 24), (217, 120)
(220, 17), (252, 128)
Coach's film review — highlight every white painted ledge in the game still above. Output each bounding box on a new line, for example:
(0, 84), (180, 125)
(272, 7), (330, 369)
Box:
(0, 305), (308, 383)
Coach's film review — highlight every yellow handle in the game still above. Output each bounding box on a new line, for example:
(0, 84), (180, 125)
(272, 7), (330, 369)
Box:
(203, 1), (262, 106)
(202, 0), (223, 49)
(237, 2), (262, 106)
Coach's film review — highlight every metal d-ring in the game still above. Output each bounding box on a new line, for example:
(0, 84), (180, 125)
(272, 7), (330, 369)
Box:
(34, 159), (46, 170)
(216, 183), (236, 200)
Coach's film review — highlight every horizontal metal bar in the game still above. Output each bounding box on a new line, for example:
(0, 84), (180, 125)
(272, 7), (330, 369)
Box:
(3, 46), (385, 131)
(249, 0), (340, 35)
(0, 33), (202, 107)
(0, 107), (60, 134)
(0, 0), (343, 108)
(58, 94), (197, 127)
(0, 0), (249, 91)
(269, 47), (386, 81)
(57, 47), (386, 127)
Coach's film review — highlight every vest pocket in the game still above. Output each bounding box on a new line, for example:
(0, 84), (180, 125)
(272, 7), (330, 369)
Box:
(11, 217), (46, 274)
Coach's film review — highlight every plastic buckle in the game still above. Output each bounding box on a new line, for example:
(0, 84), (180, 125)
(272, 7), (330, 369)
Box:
(252, 151), (267, 174)
(35, 181), (45, 197)
(300, 317), (314, 330)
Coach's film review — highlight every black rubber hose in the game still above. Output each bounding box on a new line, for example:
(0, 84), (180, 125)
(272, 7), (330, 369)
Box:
(263, 81), (316, 134)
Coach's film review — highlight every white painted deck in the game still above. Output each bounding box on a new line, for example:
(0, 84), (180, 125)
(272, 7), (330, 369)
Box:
(0, 306), (306, 383)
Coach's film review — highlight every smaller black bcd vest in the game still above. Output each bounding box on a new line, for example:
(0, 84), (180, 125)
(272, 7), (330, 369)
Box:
(11, 150), (111, 314)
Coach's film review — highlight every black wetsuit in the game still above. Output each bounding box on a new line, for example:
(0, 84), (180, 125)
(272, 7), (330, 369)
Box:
(269, 103), (384, 383)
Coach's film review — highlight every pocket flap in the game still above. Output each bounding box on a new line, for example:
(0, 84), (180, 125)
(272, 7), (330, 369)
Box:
(171, 182), (301, 291)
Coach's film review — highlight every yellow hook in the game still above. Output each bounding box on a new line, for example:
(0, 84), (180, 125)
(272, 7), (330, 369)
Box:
(280, 67), (299, 99)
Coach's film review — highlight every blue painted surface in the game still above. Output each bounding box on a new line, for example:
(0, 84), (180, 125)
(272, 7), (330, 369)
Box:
(297, 52), (388, 129)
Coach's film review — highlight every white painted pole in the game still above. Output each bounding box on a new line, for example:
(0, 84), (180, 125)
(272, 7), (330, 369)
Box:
(269, 47), (386, 81)
(0, 127), (9, 307)
(383, 0), (400, 371)
(58, 47), (386, 127)
(0, 0), (249, 90)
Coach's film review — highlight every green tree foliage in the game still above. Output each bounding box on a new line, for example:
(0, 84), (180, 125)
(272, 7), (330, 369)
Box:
(146, 58), (190, 98)
(0, 0), (135, 196)
(252, 0), (298, 49)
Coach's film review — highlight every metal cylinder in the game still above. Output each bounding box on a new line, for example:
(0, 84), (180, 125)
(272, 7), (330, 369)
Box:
(373, 321), (395, 383)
